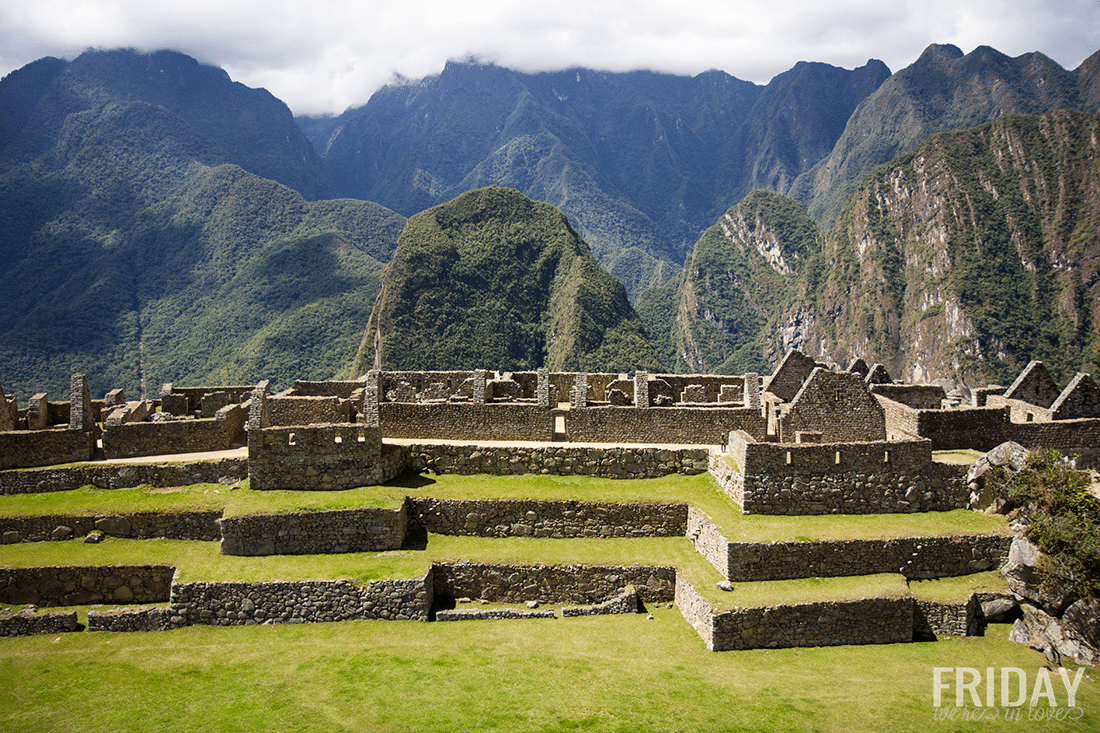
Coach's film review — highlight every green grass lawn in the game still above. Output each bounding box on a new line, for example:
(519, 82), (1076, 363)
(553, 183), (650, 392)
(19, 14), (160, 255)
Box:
(0, 614), (1096, 733)
(0, 471), (1010, 544)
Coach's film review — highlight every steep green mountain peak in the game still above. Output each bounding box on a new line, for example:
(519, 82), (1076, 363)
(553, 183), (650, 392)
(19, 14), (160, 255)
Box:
(352, 186), (661, 374)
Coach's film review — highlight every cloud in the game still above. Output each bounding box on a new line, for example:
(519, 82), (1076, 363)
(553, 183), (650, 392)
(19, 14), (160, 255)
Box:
(1, 0), (1097, 115)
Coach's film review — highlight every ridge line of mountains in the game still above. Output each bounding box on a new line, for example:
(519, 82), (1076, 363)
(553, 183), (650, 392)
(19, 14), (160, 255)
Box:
(1, 43), (1098, 400)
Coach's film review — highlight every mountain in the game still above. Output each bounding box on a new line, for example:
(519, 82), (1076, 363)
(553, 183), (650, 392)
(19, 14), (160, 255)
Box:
(791, 44), (1100, 227)
(0, 49), (404, 400)
(784, 108), (1100, 387)
(350, 186), (662, 374)
(303, 59), (889, 299)
(637, 190), (819, 374)
(649, 110), (1100, 389)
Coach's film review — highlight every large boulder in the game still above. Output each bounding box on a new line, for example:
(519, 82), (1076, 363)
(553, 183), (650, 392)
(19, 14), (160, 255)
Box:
(1002, 532), (1077, 614)
(1010, 604), (1098, 666)
(968, 441), (1029, 512)
(1062, 596), (1100, 651)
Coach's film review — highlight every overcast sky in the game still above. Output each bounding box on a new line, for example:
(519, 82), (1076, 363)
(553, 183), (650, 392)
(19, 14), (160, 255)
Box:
(2, 0), (1098, 115)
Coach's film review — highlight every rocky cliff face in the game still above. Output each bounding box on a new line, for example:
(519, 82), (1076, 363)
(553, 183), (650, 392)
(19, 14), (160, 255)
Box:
(780, 109), (1100, 388)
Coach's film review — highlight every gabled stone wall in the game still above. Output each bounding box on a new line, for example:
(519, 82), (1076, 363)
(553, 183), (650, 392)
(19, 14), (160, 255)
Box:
(780, 369), (886, 443)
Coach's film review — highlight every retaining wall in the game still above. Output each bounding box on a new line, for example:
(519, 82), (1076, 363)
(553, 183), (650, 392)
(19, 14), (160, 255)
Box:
(404, 443), (709, 479)
(0, 458), (247, 495)
(0, 565), (175, 606)
(87, 606), (171, 632)
(166, 574), (432, 627)
(914, 597), (978, 640)
(218, 505), (408, 556)
(686, 507), (1010, 581)
(0, 609), (79, 636)
(1, 511), (221, 543)
(431, 562), (675, 605)
(409, 497), (686, 538)
(675, 575), (914, 651)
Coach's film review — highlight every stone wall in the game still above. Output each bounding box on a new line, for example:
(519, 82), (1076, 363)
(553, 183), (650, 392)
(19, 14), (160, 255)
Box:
(675, 575), (914, 651)
(877, 395), (1100, 465)
(267, 395), (349, 426)
(561, 586), (639, 617)
(218, 505), (408, 555)
(1, 511), (222, 543)
(687, 506), (1010, 581)
(685, 506), (732, 578)
(290, 381), (365, 400)
(719, 432), (968, 515)
(166, 574), (432, 627)
(0, 427), (96, 470)
(723, 535), (1011, 582)
(0, 609), (79, 636)
(102, 406), (246, 459)
(248, 424), (403, 490)
(408, 497), (686, 538)
(717, 429), (968, 512)
(564, 406), (767, 445)
(86, 606), (171, 632)
(780, 369), (886, 443)
(870, 384), (946, 409)
(403, 443), (709, 479)
(914, 597), (978, 640)
(0, 565), (175, 606)
(380, 403), (555, 441)
(0, 457), (247, 495)
(431, 562), (675, 604)
(160, 385), (254, 416)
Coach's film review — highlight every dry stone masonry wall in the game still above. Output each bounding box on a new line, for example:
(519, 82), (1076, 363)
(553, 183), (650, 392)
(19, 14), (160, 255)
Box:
(218, 506), (408, 555)
(404, 443), (708, 479)
(431, 562), (675, 605)
(1, 511), (221, 543)
(0, 565), (175, 606)
(408, 498), (686, 538)
(166, 575), (432, 627)
(0, 458), (247, 495)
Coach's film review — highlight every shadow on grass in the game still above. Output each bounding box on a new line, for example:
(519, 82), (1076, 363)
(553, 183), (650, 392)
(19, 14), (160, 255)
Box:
(384, 470), (436, 489)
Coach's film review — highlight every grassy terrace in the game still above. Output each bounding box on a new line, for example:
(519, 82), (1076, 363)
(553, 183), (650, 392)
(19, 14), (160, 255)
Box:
(1, 616), (1097, 732)
(0, 470), (1010, 542)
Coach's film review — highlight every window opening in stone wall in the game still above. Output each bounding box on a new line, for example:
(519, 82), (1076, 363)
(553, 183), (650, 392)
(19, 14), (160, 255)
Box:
(785, 450), (792, 465)
(357, 432), (366, 443)
(334, 435), (343, 444)
(834, 390), (841, 401)
(834, 451), (841, 464)
(1026, 413), (1034, 422)
(288, 432), (297, 446)
(884, 450), (890, 464)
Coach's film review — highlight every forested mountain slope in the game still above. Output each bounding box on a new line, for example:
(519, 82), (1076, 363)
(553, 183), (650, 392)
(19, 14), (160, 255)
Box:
(305, 59), (889, 298)
(0, 49), (404, 400)
(351, 186), (661, 374)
